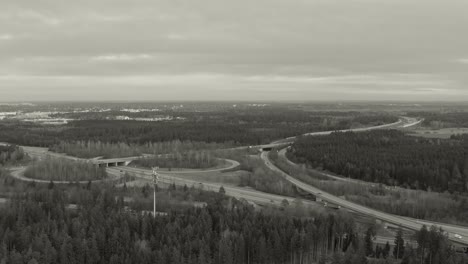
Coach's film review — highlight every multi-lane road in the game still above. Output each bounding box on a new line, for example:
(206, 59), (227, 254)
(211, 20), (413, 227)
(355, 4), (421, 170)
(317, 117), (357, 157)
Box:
(261, 151), (468, 246)
(269, 117), (408, 145)
(258, 120), (468, 247)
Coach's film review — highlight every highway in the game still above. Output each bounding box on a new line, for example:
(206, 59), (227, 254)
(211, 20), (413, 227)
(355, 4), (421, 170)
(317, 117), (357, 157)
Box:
(270, 118), (406, 145)
(259, 116), (468, 246)
(401, 117), (424, 128)
(261, 151), (468, 246)
(107, 166), (323, 210)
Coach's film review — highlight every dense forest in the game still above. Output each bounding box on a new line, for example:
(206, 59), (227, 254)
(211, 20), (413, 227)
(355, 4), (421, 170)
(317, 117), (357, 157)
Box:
(24, 158), (107, 182)
(289, 130), (468, 193)
(0, 112), (398, 147)
(134, 151), (218, 169)
(0, 145), (25, 166)
(0, 185), (359, 264)
(50, 140), (227, 159)
(0, 183), (465, 264)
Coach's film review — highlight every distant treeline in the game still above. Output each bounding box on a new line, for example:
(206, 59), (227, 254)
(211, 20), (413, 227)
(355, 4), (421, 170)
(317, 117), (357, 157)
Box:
(0, 111), (398, 147)
(289, 130), (468, 193)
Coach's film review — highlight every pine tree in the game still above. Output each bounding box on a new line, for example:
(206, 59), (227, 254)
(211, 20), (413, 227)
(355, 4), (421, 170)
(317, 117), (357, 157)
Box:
(219, 237), (233, 264)
(219, 186), (226, 195)
(364, 227), (375, 257)
(416, 225), (429, 262)
(375, 245), (381, 259)
(393, 228), (405, 259)
(48, 180), (54, 189)
(383, 241), (390, 259)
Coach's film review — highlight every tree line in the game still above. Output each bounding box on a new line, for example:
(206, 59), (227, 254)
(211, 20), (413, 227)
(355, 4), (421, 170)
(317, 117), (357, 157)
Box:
(289, 130), (468, 193)
(0, 112), (398, 147)
(24, 158), (107, 182)
(50, 140), (229, 159)
(409, 112), (468, 129)
(0, 185), (362, 264)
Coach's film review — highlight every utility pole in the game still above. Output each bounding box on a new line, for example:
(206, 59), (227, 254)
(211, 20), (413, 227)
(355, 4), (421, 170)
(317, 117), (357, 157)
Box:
(152, 167), (159, 218)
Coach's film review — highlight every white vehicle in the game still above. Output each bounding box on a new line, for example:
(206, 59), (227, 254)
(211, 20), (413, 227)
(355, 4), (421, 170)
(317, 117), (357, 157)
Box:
(454, 234), (462, 239)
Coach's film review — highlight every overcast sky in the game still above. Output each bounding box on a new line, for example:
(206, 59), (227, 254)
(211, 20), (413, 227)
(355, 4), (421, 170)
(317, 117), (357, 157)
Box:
(1, 0), (468, 101)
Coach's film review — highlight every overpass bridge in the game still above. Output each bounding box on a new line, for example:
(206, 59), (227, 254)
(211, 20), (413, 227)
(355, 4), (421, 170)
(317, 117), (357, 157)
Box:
(91, 153), (170, 167)
(92, 157), (139, 167)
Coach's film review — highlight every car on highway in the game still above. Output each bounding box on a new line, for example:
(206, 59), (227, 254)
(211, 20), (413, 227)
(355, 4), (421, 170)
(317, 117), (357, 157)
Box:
(455, 234), (463, 239)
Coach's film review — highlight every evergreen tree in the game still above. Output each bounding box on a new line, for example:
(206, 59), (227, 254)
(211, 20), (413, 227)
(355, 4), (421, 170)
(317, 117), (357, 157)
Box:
(383, 241), (390, 259)
(364, 227), (375, 257)
(219, 186), (226, 195)
(393, 228), (405, 259)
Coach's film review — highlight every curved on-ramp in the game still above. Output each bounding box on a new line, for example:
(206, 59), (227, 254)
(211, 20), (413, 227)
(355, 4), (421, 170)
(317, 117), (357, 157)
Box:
(157, 158), (240, 174)
(8, 166), (124, 184)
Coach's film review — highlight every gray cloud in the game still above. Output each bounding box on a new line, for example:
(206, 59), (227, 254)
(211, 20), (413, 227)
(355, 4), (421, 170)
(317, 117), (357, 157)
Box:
(1, 0), (468, 101)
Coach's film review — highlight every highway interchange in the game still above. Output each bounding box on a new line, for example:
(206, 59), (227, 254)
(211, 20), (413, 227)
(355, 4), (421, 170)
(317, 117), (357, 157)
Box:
(14, 116), (468, 247)
(115, 117), (468, 246)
